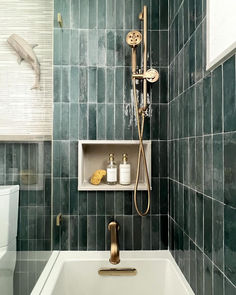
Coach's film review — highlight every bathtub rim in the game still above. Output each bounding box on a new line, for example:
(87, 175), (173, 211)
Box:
(31, 250), (194, 295)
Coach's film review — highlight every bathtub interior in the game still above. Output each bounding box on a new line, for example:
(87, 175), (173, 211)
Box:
(41, 253), (194, 295)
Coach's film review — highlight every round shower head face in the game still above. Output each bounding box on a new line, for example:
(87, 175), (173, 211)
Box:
(126, 31), (142, 47)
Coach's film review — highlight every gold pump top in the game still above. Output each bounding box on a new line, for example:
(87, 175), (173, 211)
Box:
(122, 153), (128, 164)
(109, 153), (114, 162)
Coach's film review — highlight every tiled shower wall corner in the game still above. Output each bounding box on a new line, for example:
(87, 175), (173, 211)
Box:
(53, 0), (169, 250)
(0, 142), (52, 251)
(168, 0), (236, 294)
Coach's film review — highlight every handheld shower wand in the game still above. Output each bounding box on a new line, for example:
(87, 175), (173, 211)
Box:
(126, 6), (159, 217)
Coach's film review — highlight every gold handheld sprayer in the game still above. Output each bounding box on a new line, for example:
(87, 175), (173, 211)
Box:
(126, 6), (159, 217)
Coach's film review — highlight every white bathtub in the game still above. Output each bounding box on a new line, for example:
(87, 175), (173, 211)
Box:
(31, 251), (194, 295)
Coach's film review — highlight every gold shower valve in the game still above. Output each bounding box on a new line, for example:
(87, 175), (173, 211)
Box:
(132, 69), (159, 83)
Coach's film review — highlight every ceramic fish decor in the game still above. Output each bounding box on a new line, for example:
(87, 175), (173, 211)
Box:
(7, 34), (40, 90)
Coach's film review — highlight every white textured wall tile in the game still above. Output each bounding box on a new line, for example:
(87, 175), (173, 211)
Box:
(0, 0), (53, 140)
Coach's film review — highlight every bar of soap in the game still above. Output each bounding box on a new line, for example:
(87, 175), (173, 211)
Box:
(90, 169), (106, 185)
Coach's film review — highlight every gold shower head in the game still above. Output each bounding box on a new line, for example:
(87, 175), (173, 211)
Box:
(126, 30), (142, 47)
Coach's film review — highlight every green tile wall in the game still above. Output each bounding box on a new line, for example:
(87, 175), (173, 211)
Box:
(169, 0), (236, 293)
(53, 0), (169, 251)
(0, 142), (52, 251)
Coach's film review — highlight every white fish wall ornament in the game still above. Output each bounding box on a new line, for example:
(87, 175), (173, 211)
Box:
(7, 34), (40, 90)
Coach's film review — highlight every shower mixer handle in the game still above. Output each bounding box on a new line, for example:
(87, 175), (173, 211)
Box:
(132, 68), (159, 83)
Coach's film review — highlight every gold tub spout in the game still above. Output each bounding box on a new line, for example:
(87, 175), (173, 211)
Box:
(108, 221), (120, 265)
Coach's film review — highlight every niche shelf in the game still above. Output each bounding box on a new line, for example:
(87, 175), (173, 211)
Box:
(78, 140), (151, 191)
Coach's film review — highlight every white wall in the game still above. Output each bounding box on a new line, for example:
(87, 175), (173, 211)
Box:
(0, 0), (53, 141)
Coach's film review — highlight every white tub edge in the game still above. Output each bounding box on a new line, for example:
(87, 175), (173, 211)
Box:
(31, 251), (59, 295)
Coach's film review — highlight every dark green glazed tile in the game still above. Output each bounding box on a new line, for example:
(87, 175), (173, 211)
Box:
(60, 178), (69, 214)
(151, 215), (159, 250)
(133, 216), (142, 250)
(196, 80), (203, 136)
(124, 216), (133, 250)
(212, 65), (223, 133)
(97, 216), (105, 250)
(195, 24), (203, 82)
(183, 233), (190, 282)
(79, 31), (88, 66)
(142, 216), (150, 250)
(54, 67), (61, 102)
(98, 0), (106, 29)
(224, 132), (236, 208)
(79, 191), (87, 215)
(183, 92), (189, 137)
(160, 215), (168, 250)
(213, 200), (224, 271)
(105, 192), (114, 215)
(116, 0), (124, 29)
(189, 0), (196, 35)
(203, 74), (212, 135)
(225, 278), (236, 294)
(183, 139), (189, 184)
(70, 178), (78, 214)
(124, 104), (132, 140)
(223, 55), (236, 132)
(97, 68), (105, 103)
(133, 0), (141, 29)
(151, 31), (159, 66)
(115, 104), (124, 139)
(88, 31), (98, 66)
(196, 247), (204, 295)
(97, 192), (105, 215)
(61, 0), (70, 28)
(78, 103), (87, 139)
(88, 104), (97, 140)
(189, 35), (196, 86)
(204, 136), (213, 197)
(97, 104), (105, 139)
(88, 68), (97, 102)
(115, 31), (124, 66)
(183, 0), (189, 44)
(88, 192), (96, 215)
(70, 216), (78, 250)
(188, 87), (196, 137)
(115, 192), (123, 215)
(71, 0), (79, 28)
(87, 216), (96, 250)
(89, 0), (96, 29)
(124, 191), (132, 215)
(204, 255), (213, 295)
(53, 141), (60, 177)
(61, 103), (69, 140)
(124, 0), (132, 29)
(115, 68), (123, 103)
(196, 137), (203, 192)
(160, 104), (167, 140)
(70, 66), (79, 102)
(184, 187), (190, 235)
(79, 0), (89, 28)
(195, 0), (203, 26)
(79, 68), (88, 102)
(224, 205), (236, 286)
(54, 30), (61, 65)
(97, 31), (106, 66)
(62, 67), (69, 102)
(79, 216), (87, 250)
(189, 189), (196, 242)
(189, 138), (196, 188)
(178, 51), (184, 94)
(160, 178), (168, 214)
(196, 192), (204, 250)
(106, 68), (114, 103)
(53, 179), (60, 214)
(70, 103), (78, 140)
(60, 141), (69, 177)
(106, 104), (114, 139)
(151, 0), (159, 30)
(160, 141), (167, 177)
(62, 30), (70, 65)
(151, 178), (160, 214)
(106, 0), (116, 29)
(160, 0), (168, 29)
(160, 67), (168, 103)
(213, 134), (223, 202)
(151, 104), (159, 139)
(204, 197), (212, 259)
(159, 31), (168, 66)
